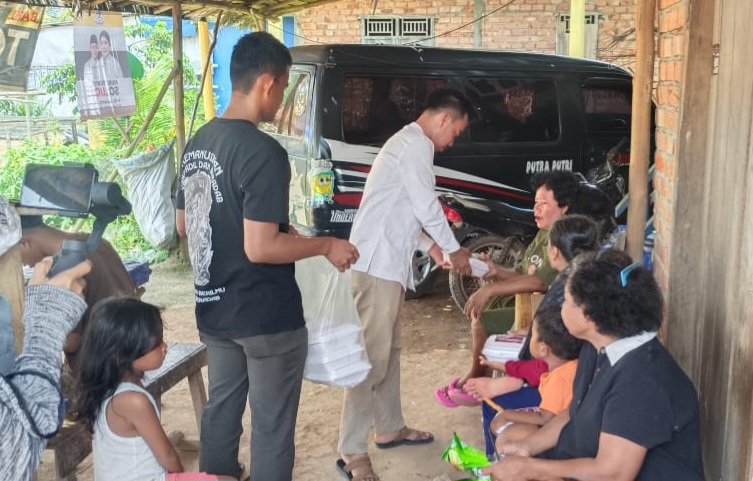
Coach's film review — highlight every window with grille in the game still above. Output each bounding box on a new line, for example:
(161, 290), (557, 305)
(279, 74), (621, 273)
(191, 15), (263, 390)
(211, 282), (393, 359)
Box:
(361, 16), (434, 46)
(555, 13), (600, 59)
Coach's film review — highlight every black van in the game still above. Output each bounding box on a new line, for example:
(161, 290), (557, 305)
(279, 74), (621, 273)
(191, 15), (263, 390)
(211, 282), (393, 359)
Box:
(261, 44), (636, 294)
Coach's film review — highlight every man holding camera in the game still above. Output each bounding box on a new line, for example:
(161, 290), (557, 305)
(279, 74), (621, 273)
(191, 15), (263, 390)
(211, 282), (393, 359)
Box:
(18, 215), (136, 371)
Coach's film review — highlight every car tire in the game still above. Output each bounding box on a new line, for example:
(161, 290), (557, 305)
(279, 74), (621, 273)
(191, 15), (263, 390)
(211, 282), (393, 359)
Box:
(405, 249), (439, 299)
(448, 235), (525, 310)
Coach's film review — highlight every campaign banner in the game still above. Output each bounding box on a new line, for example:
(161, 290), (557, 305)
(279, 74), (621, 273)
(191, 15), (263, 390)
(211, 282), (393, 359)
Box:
(0, 3), (45, 91)
(74, 11), (136, 119)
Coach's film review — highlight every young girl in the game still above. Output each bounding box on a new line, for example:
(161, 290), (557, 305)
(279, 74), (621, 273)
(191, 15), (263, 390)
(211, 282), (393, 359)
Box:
(75, 298), (233, 481)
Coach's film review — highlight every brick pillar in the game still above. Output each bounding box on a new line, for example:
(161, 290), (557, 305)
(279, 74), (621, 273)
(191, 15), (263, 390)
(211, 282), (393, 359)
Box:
(653, 0), (688, 300)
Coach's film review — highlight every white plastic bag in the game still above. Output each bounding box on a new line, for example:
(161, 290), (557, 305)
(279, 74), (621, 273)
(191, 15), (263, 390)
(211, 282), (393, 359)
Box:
(0, 196), (21, 258)
(296, 256), (371, 387)
(113, 143), (176, 248)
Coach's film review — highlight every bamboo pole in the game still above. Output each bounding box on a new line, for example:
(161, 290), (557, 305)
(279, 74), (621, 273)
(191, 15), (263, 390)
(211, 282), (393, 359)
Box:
(173, 5), (186, 159)
(626, 0), (657, 262)
(198, 19), (216, 121)
(189, 13), (223, 137)
(568, 0), (585, 58)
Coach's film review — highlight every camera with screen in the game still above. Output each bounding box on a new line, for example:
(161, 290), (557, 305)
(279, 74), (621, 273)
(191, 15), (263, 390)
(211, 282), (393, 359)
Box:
(20, 163), (131, 277)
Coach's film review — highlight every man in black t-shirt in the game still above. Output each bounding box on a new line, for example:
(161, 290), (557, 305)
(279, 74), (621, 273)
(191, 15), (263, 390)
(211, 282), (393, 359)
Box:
(176, 32), (358, 481)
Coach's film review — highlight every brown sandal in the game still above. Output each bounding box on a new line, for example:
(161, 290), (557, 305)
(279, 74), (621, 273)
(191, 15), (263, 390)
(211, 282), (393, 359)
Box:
(374, 426), (435, 449)
(336, 455), (380, 481)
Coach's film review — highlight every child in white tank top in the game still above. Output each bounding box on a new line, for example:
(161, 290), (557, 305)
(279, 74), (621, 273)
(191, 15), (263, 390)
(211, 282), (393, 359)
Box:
(75, 298), (234, 481)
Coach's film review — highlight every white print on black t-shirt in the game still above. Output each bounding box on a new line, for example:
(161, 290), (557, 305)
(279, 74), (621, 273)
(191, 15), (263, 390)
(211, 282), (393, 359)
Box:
(185, 172), (214, 286)
(196, 287), (225, 303)
(182, 150), (224, 204)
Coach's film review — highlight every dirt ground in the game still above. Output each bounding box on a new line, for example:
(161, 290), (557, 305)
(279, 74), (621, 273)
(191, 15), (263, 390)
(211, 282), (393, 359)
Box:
(39, 261), (484, 481)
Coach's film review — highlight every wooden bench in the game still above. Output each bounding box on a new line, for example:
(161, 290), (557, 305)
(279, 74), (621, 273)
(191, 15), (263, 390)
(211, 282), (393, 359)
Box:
(44, 342), (207, 481)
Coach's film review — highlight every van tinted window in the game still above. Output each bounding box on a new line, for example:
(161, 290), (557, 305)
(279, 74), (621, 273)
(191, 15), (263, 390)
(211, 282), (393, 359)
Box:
(465, 78), (560, 143)
(582, 84), (632, 132)
(260, 70), (310, 138)
(342, 75), (448, 145)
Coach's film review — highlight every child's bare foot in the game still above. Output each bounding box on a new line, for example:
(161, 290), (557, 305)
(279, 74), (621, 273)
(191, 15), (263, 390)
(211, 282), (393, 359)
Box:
(464, 377), (497, 399)
(465, 376), (525, 399)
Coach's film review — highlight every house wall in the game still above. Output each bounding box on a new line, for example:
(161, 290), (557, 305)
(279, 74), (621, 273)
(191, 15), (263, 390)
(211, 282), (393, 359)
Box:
(657, 0), (753, 479)
(653, 0), (685, 297)
(296, 0), (638, 70)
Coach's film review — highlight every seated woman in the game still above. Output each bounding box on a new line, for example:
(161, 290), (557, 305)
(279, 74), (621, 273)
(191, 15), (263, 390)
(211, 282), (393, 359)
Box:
(484, 250), (704, 481)
(458, 214), (600, 456)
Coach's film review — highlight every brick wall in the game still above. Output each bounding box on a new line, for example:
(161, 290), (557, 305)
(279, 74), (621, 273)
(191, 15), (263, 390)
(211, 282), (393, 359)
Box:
(298, 0), (689, 305)
(296, 0), (637, 70)
(653, 0), (688, 296)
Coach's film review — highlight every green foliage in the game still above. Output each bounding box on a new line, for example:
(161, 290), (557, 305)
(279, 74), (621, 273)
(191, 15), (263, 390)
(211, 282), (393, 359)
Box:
(0, 141), (102, 200)
(22, 19), (208, 263)
(125, 21), (174, 71)
(0, 140), (168, 263)
(41, 63), (78, 111)
(0, 97), (52, 117)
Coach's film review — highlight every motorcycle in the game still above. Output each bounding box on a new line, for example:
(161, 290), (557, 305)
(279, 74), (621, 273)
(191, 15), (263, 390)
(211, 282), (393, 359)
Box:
(408, 138), (629, 309)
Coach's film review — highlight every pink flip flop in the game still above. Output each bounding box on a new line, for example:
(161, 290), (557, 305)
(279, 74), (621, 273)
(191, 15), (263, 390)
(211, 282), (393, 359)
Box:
(448, 378), (482, 407)
(435, 379), (460, 408)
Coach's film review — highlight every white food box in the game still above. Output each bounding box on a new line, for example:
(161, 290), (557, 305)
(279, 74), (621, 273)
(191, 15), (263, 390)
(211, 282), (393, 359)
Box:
(481, 333), (526, 364)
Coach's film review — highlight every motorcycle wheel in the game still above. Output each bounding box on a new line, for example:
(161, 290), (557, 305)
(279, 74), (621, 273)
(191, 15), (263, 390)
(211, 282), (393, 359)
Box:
(448, 235), (525, 310)
(405, 249), (440, 299)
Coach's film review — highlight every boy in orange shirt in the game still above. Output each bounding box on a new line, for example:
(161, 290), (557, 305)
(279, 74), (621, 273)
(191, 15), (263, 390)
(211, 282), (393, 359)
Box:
(489, 306), (581, 449)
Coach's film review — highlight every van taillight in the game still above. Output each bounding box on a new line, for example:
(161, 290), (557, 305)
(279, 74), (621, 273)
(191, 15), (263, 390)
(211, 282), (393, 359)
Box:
(614, 152), (631, 165)
(441, 203), (463, 223)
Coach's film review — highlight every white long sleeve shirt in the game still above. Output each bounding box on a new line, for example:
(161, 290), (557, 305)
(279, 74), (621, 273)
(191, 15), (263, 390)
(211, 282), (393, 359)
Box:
(349, 122), (460, 289)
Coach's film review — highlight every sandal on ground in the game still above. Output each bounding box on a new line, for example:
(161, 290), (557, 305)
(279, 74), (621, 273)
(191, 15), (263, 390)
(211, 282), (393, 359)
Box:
(435, 384), (460, 408)
(448, 378), (482, 407)
(374, 426), (435, 449)
(336, 456), (380, 481)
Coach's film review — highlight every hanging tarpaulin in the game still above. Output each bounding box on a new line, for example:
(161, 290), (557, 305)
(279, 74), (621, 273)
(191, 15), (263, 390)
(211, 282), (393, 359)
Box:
(0, 3), (45, 91)
(74, 11), (136, 119)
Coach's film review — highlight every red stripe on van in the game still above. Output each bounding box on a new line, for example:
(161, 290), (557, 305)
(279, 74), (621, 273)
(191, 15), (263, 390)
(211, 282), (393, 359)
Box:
(333, 193), (363, 206)
(436, 177), (533, 202)
(348, 165), (371, 173)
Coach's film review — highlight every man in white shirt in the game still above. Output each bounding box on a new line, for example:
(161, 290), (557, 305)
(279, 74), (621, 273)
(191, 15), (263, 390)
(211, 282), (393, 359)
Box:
(337, 88), (474, 481)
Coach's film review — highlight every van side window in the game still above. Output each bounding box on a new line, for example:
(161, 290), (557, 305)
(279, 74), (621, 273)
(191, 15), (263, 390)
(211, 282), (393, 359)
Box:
(465, 78), (560, 143)
(260, 71), (310, 138)
(342, 76), (448, 146)
(582, 84), (632, 132)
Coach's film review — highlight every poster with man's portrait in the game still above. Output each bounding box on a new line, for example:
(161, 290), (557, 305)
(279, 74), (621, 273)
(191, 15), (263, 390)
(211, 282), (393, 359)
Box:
(74, 11), (135, 119)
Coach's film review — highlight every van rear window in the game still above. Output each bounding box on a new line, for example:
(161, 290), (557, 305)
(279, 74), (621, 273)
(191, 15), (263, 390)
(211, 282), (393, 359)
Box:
(260, 70), (311, 138)
(582, 85), (632, 132)
(342, 75), (448, 146)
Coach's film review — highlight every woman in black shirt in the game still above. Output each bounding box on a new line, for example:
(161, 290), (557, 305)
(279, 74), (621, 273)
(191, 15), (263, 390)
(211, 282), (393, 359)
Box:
(484, 250), (704, 481)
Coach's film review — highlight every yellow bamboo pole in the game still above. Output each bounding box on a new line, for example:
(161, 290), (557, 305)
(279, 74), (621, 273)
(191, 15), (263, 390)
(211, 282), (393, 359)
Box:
(568, 0), (585, 58)
(198, 19), (216, 120)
